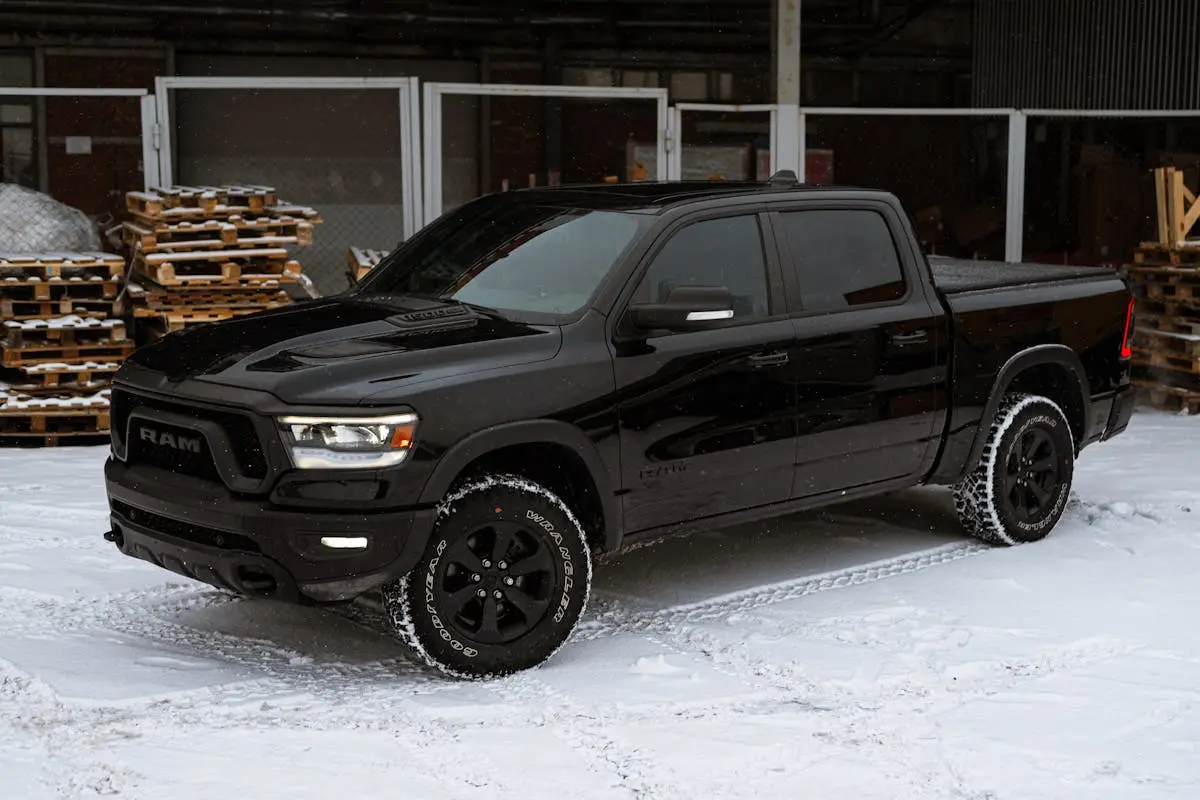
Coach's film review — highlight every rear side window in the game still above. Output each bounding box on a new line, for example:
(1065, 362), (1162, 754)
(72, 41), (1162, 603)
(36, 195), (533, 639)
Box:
(636, 215), (771, 320)
(775, 209), (906, 312)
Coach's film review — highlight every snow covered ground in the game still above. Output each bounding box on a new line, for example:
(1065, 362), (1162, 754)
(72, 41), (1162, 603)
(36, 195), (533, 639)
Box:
(2, 409), (1198, 799)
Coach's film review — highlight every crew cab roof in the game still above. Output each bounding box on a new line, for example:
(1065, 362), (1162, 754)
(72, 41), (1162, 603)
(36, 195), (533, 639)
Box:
(489, 179), (881, 213)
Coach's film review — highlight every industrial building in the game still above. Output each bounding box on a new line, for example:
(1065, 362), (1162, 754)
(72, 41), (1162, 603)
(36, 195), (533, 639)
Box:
(2, 0), (1198, 292)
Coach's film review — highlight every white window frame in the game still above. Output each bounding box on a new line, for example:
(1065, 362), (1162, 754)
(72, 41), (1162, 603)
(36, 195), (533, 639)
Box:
(421, 82), (670, 227)
(668, 103), (779, 181)
(152, 76), (423, 239)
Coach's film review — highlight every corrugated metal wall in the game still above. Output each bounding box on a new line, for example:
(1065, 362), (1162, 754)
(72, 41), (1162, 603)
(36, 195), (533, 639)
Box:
(974, 0), (1200, 109)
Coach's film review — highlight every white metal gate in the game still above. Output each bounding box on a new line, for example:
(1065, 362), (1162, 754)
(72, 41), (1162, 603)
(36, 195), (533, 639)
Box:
(668, 103), (779, 181)
(421, 82), (670, 226)
(149, 76), (424, 239)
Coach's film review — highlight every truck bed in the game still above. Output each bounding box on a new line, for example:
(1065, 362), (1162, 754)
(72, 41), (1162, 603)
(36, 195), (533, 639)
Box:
(928, 257), (1115, 294)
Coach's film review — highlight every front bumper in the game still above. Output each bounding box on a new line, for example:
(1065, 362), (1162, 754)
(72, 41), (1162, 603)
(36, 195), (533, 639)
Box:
(105, 458), (436, 603)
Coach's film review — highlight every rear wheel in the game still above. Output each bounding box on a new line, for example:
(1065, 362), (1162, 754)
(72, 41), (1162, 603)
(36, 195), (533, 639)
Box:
(382, 473), (592, 679)
(953, 393), (1075, 546)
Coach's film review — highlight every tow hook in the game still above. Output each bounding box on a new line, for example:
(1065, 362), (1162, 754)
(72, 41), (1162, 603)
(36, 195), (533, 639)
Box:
(103, 529), (123, 547)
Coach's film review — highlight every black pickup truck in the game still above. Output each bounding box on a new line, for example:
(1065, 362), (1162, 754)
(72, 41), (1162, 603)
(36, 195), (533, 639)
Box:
(104, 174), (1137, 678)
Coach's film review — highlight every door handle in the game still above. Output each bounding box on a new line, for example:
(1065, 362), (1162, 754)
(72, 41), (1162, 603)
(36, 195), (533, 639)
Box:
(890, 331), (929, 346)
(746, 351), (789, 368)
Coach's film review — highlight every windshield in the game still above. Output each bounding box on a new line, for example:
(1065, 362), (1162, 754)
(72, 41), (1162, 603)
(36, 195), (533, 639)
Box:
(355, 199), (647, 318)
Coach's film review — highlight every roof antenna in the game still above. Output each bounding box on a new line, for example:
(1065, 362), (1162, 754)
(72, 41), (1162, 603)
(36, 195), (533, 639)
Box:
(767, 169), (799, 186)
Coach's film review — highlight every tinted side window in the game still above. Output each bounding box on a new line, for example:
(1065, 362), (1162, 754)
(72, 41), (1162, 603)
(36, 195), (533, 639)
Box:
(637, 215), (771, 320)
(776, 209), (906, 312)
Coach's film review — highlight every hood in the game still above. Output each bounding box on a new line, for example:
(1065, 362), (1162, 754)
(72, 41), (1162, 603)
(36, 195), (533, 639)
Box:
(124, 297), (562, 405)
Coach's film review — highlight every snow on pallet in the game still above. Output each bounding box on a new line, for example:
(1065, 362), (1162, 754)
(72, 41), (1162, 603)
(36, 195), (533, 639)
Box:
(0, 276), (122, 303)
(0, 340), (135, 369)
(127, 191), (320, 225)
(148, 184), (279, 212)
(123, 216), (314, 252)
(2, 316), (127, 349)
(0, 389), (111, 443)
(0, 252), (124, 280)
(2, 360), (120, 393)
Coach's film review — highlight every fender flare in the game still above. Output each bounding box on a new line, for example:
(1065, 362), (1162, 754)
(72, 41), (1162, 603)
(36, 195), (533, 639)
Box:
(418, 419), (622, 552)
(965, 344), (1091, 472)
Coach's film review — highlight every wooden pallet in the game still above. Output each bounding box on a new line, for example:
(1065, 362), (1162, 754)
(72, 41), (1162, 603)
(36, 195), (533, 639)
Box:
(226, 215), (315, 239)
(129, 270), (300, 291)
(131, 248), (300, 285)
(141, 290), (289, 309)
(2, 362), (118, 393)
(124, 218), (314, 252)
(0, 252), (124, 280)
(2, 318), (127, 349)
(133, 298), (290, 319)
(347, 247), (390, 283)
(0, 296), (118, 321)
(1128, 266), (1200, 303)
(1133, 296), (1200, 321)
(0, 404), (111, 444)
(0, 277), (122, 301)
(149, 184), (279, 213)
(141, 307), (277, 334)
(1134, 381), (1200, 414)
(1133, 312), (1200, 337)
(1, 340), (135, 368)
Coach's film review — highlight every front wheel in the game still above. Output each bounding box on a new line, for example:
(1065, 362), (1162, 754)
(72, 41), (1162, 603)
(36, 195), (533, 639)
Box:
(382, 473), (593, 679)
(953, 393), (1075, 546)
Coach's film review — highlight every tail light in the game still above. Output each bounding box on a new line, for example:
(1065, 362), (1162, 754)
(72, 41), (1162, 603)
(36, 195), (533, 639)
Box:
(1120, 296), (1135, 360)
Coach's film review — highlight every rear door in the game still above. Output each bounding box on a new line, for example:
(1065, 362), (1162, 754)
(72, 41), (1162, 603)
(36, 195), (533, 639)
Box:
(767, 201), (945, 497)
(611, 209), (798, 533)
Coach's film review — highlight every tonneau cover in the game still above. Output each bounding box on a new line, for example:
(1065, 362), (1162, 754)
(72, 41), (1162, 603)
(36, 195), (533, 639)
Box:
(929, 257), (1114, 293)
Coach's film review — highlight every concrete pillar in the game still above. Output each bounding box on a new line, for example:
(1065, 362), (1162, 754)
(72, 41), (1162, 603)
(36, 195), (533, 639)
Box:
(772, 0), (802, 177)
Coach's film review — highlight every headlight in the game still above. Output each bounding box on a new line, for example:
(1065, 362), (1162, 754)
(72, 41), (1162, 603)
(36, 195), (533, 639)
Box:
(277, 413), (418, 469)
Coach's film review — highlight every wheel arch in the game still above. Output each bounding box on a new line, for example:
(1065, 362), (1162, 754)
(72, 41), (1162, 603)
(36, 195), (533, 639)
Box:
(418, 420), (621, 552)
(965, 345), (1090, 473)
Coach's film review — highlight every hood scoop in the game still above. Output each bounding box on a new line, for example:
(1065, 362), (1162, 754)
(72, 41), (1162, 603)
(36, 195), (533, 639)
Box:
(385, 303), (482, 337)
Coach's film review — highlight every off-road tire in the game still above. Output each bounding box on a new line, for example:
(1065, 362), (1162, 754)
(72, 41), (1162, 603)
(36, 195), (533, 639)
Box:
(953, 393), (1075, 546)
(382, 473), (593, 679)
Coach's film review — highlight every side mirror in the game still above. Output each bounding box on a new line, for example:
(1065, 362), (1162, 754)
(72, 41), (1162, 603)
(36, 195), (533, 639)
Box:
(628, 286), (736, 333)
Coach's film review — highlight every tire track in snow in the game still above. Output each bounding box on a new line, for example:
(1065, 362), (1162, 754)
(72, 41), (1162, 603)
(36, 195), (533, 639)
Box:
(579, 540), (990, 641)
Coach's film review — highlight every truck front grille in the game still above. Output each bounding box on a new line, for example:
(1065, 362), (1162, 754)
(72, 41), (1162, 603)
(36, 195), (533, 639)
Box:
(112, 389), (269, 482)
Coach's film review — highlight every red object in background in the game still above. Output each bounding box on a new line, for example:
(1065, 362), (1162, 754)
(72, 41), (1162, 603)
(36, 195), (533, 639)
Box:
(805, 149), (834, 184)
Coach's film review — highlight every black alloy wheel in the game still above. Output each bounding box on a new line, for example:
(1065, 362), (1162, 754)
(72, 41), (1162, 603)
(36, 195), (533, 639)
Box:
(382, 473), (593, 679)
(1003, 425), (1061, 523)
(435, 521), (557, 645)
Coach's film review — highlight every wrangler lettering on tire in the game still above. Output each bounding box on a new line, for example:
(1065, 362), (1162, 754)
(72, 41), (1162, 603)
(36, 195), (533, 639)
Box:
(382, 473), (593, 679)
(953, 393), (1076, 546)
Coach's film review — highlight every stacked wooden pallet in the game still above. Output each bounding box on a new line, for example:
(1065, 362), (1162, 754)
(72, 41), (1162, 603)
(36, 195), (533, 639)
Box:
(1130, 167), (1200, 414)
(347, 247), (390, 285)
(0, 252), (132, 445)
(1129, 248), (1200, 414)
(122, 185), (320, 340)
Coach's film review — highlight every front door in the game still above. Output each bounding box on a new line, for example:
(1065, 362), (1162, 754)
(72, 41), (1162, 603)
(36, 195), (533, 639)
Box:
(612, 212), (797, 533)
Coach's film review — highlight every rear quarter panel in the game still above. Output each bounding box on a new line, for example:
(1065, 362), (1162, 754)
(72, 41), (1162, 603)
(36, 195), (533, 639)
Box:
(931, 274), (1131, 483)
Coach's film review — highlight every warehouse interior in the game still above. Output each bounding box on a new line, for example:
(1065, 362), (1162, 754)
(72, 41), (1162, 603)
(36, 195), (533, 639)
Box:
(3, 0), (1200, 293)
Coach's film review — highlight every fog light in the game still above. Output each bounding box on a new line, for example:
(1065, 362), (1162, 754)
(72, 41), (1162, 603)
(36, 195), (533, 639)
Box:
(319, 536), (369, 550)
